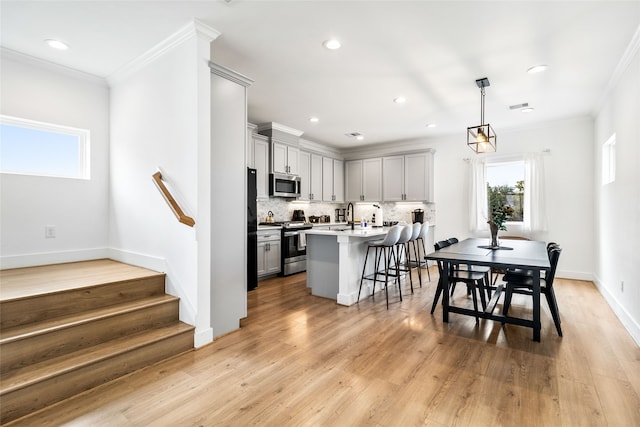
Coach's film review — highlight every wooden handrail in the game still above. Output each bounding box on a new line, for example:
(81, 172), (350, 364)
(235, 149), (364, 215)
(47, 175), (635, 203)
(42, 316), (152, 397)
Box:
(152, 171), (195, 227)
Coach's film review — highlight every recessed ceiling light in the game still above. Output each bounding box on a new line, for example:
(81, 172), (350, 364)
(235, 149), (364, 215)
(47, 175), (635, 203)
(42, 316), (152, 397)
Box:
(323, 39), (341, 50)
(393, 97), (406, 104)
(309, 117), (319, 123)
(426, 123), (437, 128)
(45, 39), (69, 50)
(356, 135), (364, 141)
(521, 107), (535, 113)
(527, 64), (548, 74)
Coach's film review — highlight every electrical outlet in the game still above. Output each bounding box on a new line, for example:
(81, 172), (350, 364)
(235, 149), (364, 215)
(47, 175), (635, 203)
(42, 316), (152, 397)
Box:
(45, 225), (56, 238)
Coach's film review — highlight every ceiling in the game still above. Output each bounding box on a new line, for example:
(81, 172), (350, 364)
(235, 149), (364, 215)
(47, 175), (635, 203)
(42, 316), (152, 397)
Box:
(1, 1), (639, 148)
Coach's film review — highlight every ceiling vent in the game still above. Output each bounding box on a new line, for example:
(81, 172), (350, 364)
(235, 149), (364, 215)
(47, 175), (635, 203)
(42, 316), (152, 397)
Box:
(509, 102), (529, 110)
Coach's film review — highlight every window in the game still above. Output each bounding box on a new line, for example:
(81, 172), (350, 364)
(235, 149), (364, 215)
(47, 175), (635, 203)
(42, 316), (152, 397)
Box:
(602, 133), (616, 185)
(486, 161), (525, 223)
(0, 115), (90, 179)
(469, 153), (547, 233)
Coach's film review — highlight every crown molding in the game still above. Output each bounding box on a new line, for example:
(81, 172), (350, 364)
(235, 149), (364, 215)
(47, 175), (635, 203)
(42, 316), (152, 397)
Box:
(107, 19), (221, 86)
(595, 23), (640, 113)
(1, 47), (107, 86)
(208, 61), (253, 87)
(256, 122), (304, 137)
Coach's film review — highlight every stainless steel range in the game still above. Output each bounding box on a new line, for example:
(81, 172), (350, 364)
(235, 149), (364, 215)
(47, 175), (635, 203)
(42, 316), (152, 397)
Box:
(280, 221), (313, 276)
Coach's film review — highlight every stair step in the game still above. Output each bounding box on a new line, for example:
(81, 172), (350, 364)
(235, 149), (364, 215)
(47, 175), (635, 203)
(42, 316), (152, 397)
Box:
(0, 322), (194, 423)
(1, 263), (166, 330)
(1, 295), (180, 373)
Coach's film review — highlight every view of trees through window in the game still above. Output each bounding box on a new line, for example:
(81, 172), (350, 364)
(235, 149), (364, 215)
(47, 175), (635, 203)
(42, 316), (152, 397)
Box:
(486, 162), (524, 222)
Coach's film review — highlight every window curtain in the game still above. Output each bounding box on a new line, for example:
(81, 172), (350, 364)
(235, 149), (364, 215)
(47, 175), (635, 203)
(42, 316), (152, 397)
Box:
(524, 152), (548, 232)
(469, 158), (488, 232)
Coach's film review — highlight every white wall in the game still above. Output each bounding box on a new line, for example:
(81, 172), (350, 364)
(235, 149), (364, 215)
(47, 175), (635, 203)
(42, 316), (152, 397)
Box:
(109, 24), (216, 346)
(343, 116), (595, 280)
(429, 117), (595, 280)
(0, 50), (110, 268)
(594, 33), (640, 345)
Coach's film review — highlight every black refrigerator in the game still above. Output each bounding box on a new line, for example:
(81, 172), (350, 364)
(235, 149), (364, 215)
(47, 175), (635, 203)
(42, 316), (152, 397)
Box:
(247, 168), (258, 291)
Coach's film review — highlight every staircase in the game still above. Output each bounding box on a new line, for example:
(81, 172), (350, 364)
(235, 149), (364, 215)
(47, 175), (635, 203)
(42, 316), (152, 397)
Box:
(0, 259), (194, 424)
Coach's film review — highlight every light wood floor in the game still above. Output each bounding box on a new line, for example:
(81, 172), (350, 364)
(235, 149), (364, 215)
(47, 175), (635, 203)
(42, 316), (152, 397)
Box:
(6, 268), (640, 426)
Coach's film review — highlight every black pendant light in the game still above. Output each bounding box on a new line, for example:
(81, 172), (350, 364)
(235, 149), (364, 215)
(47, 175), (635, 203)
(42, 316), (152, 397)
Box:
(467, 77), (497, 153)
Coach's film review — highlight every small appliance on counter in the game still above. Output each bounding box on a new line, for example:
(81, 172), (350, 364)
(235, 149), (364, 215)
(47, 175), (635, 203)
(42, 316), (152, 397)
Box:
(412, 209), (424, 223)
(292, 209), (306, 222)
(372, 204), (384, 227)
(308, 215), (320, 223)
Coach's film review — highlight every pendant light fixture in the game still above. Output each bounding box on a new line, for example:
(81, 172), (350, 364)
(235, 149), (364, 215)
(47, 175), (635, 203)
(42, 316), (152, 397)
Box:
(467, 77), (497, 153)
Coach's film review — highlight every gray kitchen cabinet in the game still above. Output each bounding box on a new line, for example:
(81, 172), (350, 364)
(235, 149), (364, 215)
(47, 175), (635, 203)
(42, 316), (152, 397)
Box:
(345, 158), (382, 201)
(271, 139), (300, 175)
(382, 152), (433, 202)
(257, 229), (281, 277)
(322, 157), (344, 202)
(253, 134), (270, 199)
(298, 151), (322, 201)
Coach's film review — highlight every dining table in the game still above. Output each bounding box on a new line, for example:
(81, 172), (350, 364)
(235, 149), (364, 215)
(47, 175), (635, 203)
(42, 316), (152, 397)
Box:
(425, 237), (550, 341)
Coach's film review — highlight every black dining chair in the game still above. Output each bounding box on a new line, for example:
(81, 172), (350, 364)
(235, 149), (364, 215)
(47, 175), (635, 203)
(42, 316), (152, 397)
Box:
(430, 240), (489, 323)
(501, 245), (563, 336)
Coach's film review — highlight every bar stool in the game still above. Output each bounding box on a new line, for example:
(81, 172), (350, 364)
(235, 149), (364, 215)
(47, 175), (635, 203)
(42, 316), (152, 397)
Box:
(416, 221), (431, 281)
(389, 224), (414, 294)
(407, 222), (423, 289)
(357, 225), (403, 309)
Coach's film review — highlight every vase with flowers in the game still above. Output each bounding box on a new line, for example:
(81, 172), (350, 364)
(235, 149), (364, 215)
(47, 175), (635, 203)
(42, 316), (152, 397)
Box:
(488, 204), (514, 249)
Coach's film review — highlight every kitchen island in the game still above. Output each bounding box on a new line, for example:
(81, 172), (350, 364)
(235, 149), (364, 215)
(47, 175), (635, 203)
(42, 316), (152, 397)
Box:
(305, 226), (392, 305)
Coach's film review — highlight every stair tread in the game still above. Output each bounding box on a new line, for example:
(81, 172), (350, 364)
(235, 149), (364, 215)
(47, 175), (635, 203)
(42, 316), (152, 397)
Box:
(1, 321), (194, 394)
(0, 259), (165, 302)
(0, 294), (179, 343)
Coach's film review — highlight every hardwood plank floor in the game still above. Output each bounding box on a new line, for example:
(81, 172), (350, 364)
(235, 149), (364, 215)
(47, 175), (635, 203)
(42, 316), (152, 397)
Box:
(6, 268), (640, 426)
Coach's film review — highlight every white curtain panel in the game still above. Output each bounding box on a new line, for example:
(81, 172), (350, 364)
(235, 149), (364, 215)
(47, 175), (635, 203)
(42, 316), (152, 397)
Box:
(524, 152), (548, 232)
(469, 158), (488, 232)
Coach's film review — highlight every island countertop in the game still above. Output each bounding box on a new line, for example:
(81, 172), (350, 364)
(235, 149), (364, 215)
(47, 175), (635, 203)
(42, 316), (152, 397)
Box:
(304, 226), (390, 239)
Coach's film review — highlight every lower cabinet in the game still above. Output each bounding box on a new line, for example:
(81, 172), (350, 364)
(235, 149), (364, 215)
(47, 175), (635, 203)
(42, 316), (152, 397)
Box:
(257, 230), (281, 277)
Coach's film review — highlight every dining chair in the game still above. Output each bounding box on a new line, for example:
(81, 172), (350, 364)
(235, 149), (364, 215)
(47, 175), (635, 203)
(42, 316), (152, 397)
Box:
(501, 245), (563, 336)
(430, 240), (488, 323)
(357, 224), (403, 309)
(489, 235), (530, 286)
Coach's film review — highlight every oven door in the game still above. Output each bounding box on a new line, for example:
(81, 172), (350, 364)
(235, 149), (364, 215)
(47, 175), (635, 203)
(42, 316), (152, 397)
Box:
(283, 230), (306, 259)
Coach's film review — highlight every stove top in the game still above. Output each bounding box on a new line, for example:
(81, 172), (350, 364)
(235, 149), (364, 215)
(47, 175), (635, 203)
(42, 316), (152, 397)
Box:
(258, 221), (312, 230)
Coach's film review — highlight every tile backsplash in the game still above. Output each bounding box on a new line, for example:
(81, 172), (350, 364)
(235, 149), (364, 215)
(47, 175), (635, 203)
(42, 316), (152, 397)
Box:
(257, 198), (435, 225)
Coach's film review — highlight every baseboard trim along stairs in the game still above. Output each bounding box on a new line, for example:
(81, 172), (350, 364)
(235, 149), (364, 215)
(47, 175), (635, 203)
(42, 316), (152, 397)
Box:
(0, 259), (195, 424)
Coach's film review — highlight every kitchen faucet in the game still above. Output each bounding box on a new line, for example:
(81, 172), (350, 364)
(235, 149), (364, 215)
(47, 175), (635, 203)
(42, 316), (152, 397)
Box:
(347, 202), (354, 230)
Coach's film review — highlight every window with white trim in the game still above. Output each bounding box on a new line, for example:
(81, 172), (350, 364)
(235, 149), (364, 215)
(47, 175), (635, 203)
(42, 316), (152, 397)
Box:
(486, 161), (525, 223)
(0, 115), (90, 179)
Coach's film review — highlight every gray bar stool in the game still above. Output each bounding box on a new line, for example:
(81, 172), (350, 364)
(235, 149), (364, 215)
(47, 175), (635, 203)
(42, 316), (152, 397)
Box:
(357, 225), (403, 309)
(416, 221), (431, 281)
(388, 224), (414, 294)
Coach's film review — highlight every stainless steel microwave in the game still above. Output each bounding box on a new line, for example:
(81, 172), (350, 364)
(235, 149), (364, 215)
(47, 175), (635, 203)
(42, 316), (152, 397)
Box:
(269, 173), (301, 198)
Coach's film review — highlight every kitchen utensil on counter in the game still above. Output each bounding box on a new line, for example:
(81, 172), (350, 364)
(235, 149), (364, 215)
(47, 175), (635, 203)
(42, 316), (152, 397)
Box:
(412, 209), (424, 223)
(383, 220), (399, 226)
(321, 215), (330, 223)
(372, 204), (384, 227)
(265, 211), (275, 223)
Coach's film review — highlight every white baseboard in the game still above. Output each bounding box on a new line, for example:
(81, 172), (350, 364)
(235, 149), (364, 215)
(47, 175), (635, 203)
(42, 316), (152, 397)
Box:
(194, 327), (214, 348)
(0, 247), (110, 270)
(556, 269), (593, 281)
(593, 275), (640, 347)
(108, 248), (167, 273)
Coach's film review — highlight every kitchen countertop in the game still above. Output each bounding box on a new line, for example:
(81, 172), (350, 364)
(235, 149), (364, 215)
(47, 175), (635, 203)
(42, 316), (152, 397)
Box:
(305, 226), (389, 237)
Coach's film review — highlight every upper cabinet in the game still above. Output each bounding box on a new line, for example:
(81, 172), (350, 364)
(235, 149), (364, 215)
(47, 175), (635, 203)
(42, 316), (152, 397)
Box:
(271, 139), (299, 175)
(252, 133), (270, 199)
(298, 151), (323, 201)
(345, 158), (382, 202)
(322, 157), (344, 202)
(382, 152), (433, 202)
